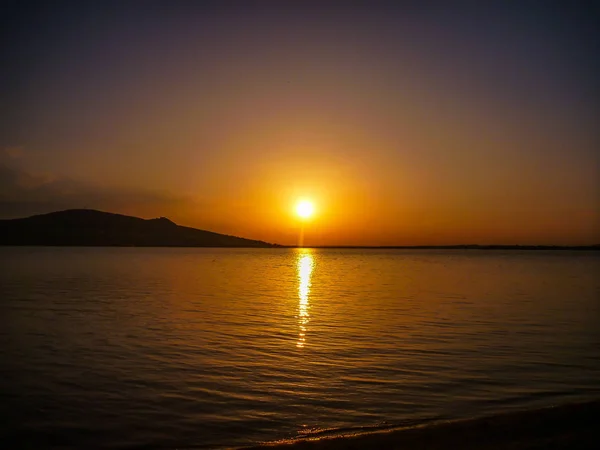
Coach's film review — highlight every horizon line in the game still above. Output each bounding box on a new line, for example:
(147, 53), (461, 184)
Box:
(2, 209), (598, 249)
(281, 244), (600, 250)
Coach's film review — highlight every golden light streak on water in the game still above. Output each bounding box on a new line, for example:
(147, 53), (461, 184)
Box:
(296, 250), (314, 348)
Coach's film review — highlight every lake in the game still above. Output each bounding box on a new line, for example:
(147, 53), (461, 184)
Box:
(1, 247), (599, 449)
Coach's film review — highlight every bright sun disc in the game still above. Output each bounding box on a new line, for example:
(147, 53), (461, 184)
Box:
(296, 200), (314, 219)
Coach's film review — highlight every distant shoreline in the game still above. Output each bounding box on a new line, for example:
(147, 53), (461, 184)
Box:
(284, 245), (600, 250)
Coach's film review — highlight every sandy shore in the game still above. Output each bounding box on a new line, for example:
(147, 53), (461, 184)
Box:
(242, 400), (599, 450)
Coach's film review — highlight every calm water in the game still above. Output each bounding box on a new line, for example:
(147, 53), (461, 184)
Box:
(1, 247), (599, 449)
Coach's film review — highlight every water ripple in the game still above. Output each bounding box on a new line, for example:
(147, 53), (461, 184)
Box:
(0, 247), (599, 449)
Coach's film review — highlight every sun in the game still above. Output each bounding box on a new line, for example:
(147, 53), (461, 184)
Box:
(295, 200), (315, 219)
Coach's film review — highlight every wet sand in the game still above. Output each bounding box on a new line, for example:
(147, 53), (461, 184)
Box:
(243, 400), (599, 450)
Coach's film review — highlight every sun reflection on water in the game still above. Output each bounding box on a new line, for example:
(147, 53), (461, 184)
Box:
(297, 250), (314, 348)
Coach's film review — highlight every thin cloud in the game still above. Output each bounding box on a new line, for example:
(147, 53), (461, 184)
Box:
(0, 163), (201, 222)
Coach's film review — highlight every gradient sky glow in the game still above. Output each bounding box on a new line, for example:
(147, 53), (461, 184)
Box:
(1, 1), (598, 245)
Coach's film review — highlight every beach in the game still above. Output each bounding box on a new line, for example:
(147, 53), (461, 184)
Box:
(245, 400), (599, 450)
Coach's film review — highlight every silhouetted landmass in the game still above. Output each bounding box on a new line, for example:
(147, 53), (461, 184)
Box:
(0, 209), (276, 247)
(1, 209), (598, 250)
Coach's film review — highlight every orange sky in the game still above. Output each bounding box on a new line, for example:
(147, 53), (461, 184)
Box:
(1, 2), (598, 245)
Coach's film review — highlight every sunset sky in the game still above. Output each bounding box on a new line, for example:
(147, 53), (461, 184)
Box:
(1, 1), (598, 246)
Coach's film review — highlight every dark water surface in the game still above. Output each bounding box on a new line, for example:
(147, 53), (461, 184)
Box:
(1, 247), (599, 449)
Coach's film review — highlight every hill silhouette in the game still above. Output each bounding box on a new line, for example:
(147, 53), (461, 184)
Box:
(0, 209), (276, 247)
